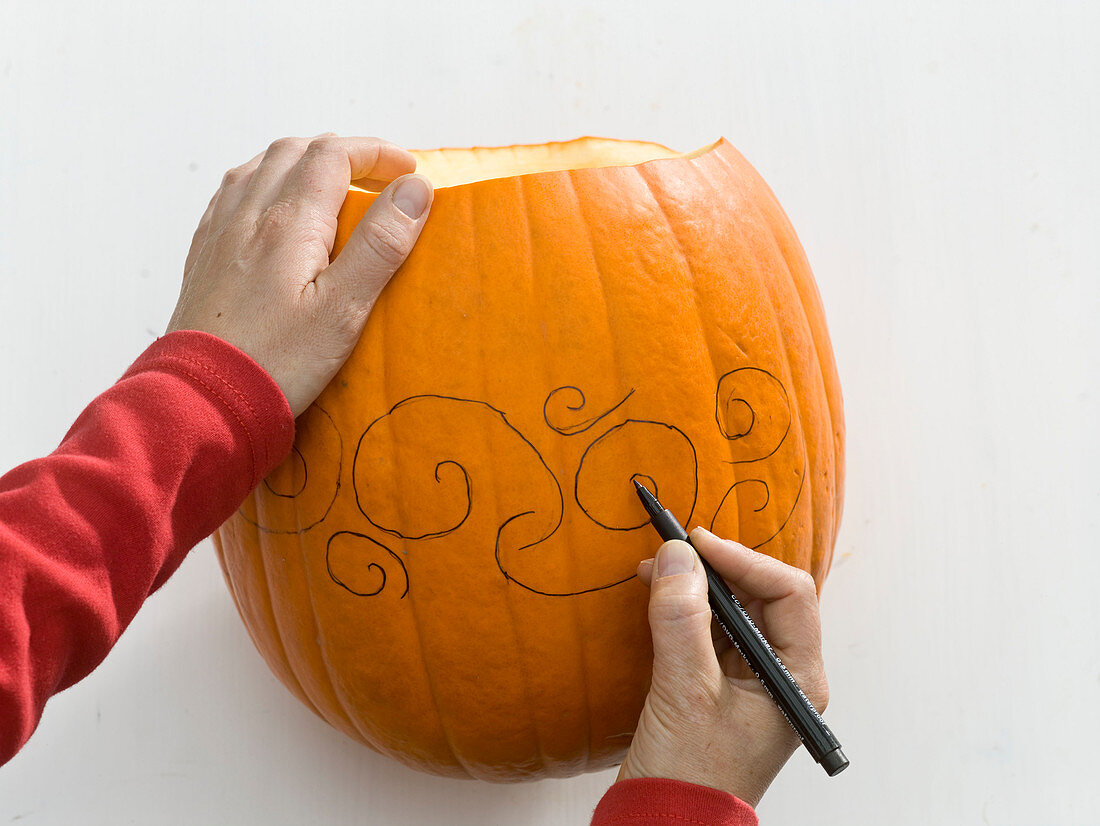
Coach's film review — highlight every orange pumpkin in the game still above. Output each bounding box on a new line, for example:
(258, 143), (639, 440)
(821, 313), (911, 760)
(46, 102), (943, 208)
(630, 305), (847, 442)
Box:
(212, 137), (844, 781)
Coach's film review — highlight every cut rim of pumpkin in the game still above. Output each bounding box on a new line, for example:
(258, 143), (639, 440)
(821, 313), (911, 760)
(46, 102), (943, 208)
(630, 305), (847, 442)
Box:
(352, 136), (722, 191)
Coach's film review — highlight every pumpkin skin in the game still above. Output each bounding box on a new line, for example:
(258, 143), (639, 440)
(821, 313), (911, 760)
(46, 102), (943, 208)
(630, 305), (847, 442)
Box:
(212, 137), (844, 781)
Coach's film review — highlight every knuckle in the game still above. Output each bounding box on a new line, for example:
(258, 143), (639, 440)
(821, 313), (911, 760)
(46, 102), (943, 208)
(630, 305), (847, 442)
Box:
(650, 592), (711, 625)
(306, 136), (343, 158)
(297, 137), (346, 177)
(256, 200), (297, 237)
(267, 136), (307, 156)
(360, 219), (411, 267)
(221, 166), (248, 187)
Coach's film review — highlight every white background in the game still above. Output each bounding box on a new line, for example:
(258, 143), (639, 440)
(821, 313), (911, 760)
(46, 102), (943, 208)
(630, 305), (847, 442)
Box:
(1, 1), (1098, 824)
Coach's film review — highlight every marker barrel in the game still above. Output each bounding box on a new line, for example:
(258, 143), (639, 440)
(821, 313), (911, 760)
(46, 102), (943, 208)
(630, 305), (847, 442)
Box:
(697, 551), (847, 775)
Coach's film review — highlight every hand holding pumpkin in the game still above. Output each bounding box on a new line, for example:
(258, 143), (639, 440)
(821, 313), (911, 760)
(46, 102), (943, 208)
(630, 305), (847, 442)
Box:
(167, 134), (434, 416)
(618, 527), (829, 808)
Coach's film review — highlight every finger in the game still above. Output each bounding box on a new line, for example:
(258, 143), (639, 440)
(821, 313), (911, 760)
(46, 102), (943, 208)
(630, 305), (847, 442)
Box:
(314, 173), (433, 312)
(183, 149), (266, 275)
(689, 527), (816, 604)
(689, 527), (821, 654)
(644, 557), (739, 658)
(646, 541), (724, 693)
(350, 176), (403, 192)
(643, 537), (805, 630)
(236, 134), (336, 214)
(712, 621), (733, 656)
(209, 149), (266, 228)
(183, 189), (220, 275)
(279, 136), (417, 218)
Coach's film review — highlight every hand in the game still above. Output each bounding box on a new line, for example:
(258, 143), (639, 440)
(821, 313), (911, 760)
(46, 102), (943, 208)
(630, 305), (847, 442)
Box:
(618, 527), (829, 808)
(167, 134), (434, 416)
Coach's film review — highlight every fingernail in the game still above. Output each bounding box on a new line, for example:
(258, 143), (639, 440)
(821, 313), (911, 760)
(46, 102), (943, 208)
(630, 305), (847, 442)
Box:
(657, 542), (695, 577)
(393, 175), (430, 219)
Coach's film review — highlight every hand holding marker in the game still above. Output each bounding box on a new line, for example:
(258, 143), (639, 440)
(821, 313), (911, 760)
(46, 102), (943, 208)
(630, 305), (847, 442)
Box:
(633, 480), (848, 776)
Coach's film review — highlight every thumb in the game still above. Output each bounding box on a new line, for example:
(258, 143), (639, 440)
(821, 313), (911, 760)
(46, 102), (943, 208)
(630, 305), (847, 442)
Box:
(647, 541), (724, 692)
(322, 173), (433, 308)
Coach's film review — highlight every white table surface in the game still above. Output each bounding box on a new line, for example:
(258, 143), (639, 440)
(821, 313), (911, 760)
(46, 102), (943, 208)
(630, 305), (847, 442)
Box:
(1, 2), (1097, 824)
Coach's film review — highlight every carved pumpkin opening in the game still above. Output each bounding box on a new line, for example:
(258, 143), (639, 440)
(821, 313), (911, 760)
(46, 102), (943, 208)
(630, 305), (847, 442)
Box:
(353, 137), (721, 190)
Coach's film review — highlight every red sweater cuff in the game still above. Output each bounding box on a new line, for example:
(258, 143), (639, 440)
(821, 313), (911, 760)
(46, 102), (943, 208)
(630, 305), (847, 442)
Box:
(0, 329), (296, 766)
(122, 330), (295, 485)
(592, 778), (758, 826)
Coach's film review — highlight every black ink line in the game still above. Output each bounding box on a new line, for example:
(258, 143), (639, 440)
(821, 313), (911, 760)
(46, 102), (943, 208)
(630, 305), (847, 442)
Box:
(352, 391), (563, 549)
(494, 510), (639, 597)
(714, 367), (792, 465)
(717, 478), (771, 514)
(238, 405), (342, 534)
(543, 386), (636, 436)
(352, 395), (482, 540)
(264, 446), (308, 499)
(326, 530), (409, 599)
(710, 466), (805, 551)
(574, 419), (698, 532)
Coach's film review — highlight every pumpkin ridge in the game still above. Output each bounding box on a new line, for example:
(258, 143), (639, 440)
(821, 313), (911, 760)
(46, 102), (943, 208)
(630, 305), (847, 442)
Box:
(213, 528), (314, 715)
(288, 502), (383, 746)
(393, 186), (481, 776)
(504, 174), (554, 776)
(755, 215), (836, 575)
(562, 167), (631, 458)
(734, 154), (844, 560)
(708, 148), (831, 563)
(516, 172), (594, 775)
(683, 155), (786, 536)
(568, 164), (687, 771)
(565, 163), (698, 768)
(707, 149), (813, 570)
(240, 506), (328, 720)
(735, 148), (836, 574)
(474, 178), (552, 778)
(397, 559), (472, 773)
(632, 161), (746, 534)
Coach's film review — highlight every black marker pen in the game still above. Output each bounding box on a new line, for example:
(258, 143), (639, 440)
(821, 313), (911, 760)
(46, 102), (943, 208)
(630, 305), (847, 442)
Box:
(633, 479), (848, 776)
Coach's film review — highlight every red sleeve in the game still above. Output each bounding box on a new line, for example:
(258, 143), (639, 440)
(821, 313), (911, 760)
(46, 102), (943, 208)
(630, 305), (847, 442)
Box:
(592, 778), (759, 826)
(0, 330), (294, 766)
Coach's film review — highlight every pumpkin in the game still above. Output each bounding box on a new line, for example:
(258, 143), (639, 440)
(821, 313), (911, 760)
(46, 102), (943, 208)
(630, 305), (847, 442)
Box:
(212, 136), (844, 781)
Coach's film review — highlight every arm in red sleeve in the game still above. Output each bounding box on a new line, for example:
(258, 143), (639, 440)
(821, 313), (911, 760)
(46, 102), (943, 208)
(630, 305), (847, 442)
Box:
(0, 330), (294, 766)
(591, 778), (759, 826)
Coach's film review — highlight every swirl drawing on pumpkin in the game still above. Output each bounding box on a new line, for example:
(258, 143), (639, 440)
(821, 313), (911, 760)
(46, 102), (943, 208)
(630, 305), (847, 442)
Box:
(238, 405), (342, 534)
(352, 395), (562, 543)
(340, 366), (802, 597)
(349, 393), (702, 597)
(709, 473), (805, 550)
(573, 419), (698, 532)
(498, 417), (698, 596)
(711, 367), (806, 549)
(326, 530), (409, 598)
(543, 385), (636, 435)
(714, 367), (792, 464)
